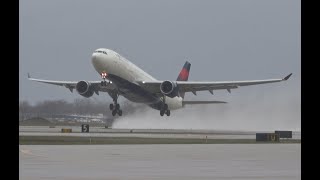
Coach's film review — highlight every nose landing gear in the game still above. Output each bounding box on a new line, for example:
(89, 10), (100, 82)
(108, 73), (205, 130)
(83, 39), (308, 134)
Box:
(101, 72), (108, 86)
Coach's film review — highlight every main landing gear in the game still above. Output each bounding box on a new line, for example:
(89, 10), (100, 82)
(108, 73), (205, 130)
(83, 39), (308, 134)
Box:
(160, 96), (170, 116)
(109, 92), (122, 116)
(160, 104), (170, 116)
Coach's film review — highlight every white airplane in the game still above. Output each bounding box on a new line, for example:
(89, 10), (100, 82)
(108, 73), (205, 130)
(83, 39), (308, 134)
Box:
(28, 48), (292, 116)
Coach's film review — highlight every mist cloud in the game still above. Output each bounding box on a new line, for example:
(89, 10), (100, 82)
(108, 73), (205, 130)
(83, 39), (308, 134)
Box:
(113, 90), (300, 131)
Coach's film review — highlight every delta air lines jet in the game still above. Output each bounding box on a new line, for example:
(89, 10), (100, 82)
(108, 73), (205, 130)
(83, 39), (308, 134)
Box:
(28, 48), (292, 116)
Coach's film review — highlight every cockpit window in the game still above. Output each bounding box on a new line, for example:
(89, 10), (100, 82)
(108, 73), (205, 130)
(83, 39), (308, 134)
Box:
(94, 50), (108, 55)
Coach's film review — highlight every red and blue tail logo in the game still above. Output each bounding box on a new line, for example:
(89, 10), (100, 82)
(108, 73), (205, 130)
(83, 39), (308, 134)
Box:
(176, 61), (191, 98)
(177, 61), (191, 81)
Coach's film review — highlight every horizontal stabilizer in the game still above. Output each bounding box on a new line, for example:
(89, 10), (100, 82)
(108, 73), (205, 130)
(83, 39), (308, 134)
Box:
(182, 100), (227, 105)
(283, 73), (292, 81)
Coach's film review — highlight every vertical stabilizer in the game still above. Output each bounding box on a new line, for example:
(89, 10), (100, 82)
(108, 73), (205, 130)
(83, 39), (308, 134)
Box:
(176, 61), (191, 98)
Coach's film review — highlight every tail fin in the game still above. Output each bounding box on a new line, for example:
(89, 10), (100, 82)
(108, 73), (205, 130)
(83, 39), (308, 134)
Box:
(177, 61), (191, 81)
(177, 61), (191, 98)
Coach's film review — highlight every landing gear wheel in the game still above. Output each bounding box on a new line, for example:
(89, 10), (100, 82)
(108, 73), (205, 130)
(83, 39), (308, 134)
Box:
(109, 91), (122, 116)
(118, 110), (122, 116)
(166, 110), (170, 116)
(164, 104), (168, 110)
(112, 110), (117, 116)
(116, 104), (120, 110)
(101, 81), (107, 86)
(160, 110), (165, 116)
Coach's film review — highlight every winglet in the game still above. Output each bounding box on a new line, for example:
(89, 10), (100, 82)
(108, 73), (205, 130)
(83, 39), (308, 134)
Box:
(283, 73), (292, 81)
(27, 73), (31, 79)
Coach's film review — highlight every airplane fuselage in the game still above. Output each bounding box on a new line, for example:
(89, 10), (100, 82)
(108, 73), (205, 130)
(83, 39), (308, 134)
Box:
(91, 48), (183, 110)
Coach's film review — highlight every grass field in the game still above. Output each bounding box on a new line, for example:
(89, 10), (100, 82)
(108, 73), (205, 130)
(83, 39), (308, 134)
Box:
(19, 136), (301, 145)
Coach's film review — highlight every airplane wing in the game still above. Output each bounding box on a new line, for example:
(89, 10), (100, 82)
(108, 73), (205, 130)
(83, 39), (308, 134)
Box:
(138, 73), (292, 96)
(27, 73), (117, 94)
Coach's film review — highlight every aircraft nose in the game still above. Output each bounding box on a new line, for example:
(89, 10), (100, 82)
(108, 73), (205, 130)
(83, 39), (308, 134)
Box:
(92, 53), (96, 59)
(91, 53), (100, 65)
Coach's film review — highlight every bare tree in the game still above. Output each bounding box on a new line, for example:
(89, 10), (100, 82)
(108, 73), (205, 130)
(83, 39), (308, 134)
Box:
(19, 98), (147, 119)
(19, 101), (31, 121)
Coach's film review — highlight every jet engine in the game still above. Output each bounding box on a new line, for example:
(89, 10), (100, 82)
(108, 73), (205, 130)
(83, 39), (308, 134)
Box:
(76, 81), (94, 98)
(160, 80), (179, 98)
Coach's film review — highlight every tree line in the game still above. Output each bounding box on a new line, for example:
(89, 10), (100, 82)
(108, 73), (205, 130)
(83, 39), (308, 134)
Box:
(19, 98), (147, 119)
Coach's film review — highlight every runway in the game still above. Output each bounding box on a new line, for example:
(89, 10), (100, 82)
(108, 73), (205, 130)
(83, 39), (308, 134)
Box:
(20, 126), (301, 179)
(20, 144), (301, 180)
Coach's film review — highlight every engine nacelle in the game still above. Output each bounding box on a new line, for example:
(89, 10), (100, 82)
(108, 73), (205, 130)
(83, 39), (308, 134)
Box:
(160, 80), (179, 98)
(76, 81), (94, 98)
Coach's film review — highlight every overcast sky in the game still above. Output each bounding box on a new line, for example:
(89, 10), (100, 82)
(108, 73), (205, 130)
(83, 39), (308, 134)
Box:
(19, 0), (300, 130)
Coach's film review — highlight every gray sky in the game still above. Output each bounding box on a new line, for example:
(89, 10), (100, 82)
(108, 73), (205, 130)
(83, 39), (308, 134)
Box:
(19, 0), (300, 130)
